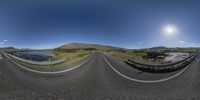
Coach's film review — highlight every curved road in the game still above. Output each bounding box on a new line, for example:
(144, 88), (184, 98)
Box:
(0, 53), (200, 100)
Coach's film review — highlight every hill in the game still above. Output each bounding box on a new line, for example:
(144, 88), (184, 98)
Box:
(58, 43), (125, 51)
(0, 47), (16, 50)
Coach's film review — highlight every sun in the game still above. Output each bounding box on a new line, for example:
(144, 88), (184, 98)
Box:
(162, 24), (177, 36)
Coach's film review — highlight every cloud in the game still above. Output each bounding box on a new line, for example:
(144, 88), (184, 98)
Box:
(180, 40), (185, 44)
(0, 40), (8, 45)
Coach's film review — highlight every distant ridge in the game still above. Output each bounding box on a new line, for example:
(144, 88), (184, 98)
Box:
(58, 43), (125, 51)
(0, 47), (16, 50)
(150, 46), (168, 50)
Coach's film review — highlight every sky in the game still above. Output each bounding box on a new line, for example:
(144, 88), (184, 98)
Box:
(0, 0), (200, 49)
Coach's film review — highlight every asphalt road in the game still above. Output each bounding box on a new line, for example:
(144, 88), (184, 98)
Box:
(0, 52), (200, 100)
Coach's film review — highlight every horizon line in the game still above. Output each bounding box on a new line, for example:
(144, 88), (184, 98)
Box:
(0, 42), (199, 50)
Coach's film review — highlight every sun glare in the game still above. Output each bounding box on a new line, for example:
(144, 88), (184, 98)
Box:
(162, 24), (178, 36)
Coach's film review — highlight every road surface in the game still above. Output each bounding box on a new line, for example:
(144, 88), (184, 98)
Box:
(0, 52), (200, 100)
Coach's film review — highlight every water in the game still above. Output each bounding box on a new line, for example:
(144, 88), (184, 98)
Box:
(14, 51), (53, 61)
(164, 52), (189, 63)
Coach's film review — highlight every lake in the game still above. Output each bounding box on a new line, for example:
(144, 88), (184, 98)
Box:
(164, 52), (189, 63)
(14, 51), (54, 61)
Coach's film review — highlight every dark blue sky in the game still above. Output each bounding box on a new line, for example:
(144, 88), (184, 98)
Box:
(0, 0), (200, 49)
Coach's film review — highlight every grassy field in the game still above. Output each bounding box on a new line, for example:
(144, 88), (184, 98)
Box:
(2, 49), (33, 54)
(170, 48), (197, 54)
(109, 50), (149, 63)
(51, 48), (93, 65)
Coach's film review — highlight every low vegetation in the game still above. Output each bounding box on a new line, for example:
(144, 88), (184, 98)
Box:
(170, 48), (197, 54)
(2, 49), (33, 54)
(51, 48), (93, 64)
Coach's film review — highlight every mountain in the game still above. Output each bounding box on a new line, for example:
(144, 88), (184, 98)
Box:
(150, 46), (169, 50)
(0, 47), (16, 50)
(141, 46), (171, 52)
(58, 43), (125, 51)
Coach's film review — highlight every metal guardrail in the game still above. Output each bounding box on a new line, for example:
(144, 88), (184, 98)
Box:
(4, 52), (66, 65)
(128, 53), (196, 67)
(126, 53), (197, 72)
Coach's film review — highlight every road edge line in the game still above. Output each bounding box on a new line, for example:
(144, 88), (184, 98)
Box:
(102, 54), (191, 83)
(9, 54), (94, 74)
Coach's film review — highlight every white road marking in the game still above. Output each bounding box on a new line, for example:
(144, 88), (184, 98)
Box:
(10, 55), (94, 74)
(102, 55), (191, 83)
(0, 54), (2, 59)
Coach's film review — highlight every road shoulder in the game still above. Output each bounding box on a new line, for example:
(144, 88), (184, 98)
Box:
(103, 53), (194, 83)
(3, 53), (95, 74)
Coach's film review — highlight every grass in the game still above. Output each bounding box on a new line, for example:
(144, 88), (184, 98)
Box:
(2, 49), (33, 54)
(171, 48), (197, 54)
(51, 49), (93, 64)
(110, 50), (157, 64)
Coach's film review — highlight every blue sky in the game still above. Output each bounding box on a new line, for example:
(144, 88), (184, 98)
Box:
(0, 0), (200, 49)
